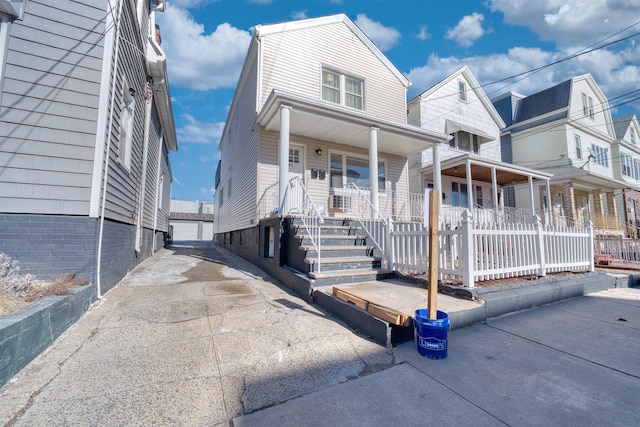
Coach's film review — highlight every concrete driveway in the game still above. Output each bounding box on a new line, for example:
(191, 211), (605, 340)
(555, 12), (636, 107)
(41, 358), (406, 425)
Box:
(1, 241), (639, 426)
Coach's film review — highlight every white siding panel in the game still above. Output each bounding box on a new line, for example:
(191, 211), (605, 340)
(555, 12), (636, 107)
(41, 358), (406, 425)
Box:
(217, 57), (260, 233)
(260, 22), (407, 122)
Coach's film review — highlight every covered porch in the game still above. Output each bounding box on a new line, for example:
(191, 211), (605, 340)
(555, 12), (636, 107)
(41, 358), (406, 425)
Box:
(256, 89), (449, 220)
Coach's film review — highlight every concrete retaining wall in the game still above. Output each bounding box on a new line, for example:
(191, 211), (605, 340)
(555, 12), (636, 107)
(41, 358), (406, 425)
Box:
(0, 285), (95, 387)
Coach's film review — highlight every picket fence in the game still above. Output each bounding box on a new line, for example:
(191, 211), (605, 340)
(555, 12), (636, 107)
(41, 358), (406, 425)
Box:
(390, 210), (594, 287)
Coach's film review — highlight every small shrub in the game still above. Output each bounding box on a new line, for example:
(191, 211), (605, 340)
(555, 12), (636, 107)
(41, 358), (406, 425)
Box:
(0, 253), (89, 314)
(25, 272), (89, 302)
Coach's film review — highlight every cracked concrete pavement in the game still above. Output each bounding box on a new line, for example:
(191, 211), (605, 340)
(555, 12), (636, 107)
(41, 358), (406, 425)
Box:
(3, 241), (640, 426)
(0, 242), (396, 426)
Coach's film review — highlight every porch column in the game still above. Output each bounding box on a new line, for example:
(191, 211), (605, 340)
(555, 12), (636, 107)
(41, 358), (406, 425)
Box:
(466, 160), (473, 210)
(491, 167), (498, 210)
(369, 127), (379, 215)
(545, 179), (552, 225)
(278, 105), (292, 215)
(433, 144), (442, 220)
(528, 175), (535, 219)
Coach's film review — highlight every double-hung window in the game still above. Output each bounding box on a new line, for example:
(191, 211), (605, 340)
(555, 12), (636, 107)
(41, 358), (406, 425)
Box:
(634, 160), (640, 182)
(622, 154), (633, 178)
(574, 134), (582, 159)
(322, 68), (364, 110)
(458, 81), (467, 102)
(582, 93), (594, 119)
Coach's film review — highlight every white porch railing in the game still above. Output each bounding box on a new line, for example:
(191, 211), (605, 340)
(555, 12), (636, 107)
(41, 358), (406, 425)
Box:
(391, 210), (594, 287)
(343, 183), (390, 266)
(289, 176), (325, 272)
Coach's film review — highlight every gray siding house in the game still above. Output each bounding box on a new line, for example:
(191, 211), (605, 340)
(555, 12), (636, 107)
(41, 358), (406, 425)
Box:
(0, 0), (177, 296)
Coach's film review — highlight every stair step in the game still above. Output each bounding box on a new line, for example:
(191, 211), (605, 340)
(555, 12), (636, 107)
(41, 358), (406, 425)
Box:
(295, 235), (365, 241)
(309, 268), (393, 280)
(299, 245), (374, 251)
(304, 256), (382, 265)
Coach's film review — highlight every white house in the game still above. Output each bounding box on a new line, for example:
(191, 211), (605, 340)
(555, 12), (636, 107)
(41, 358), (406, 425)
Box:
(611, 114), (640, 235)
(407, 66), (551, 224)
(213, 14), (448, 277)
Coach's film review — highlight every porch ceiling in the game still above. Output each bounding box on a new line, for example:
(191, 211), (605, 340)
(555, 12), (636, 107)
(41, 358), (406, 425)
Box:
(423, 153), (552, 185)
(257, 90), (450, 157)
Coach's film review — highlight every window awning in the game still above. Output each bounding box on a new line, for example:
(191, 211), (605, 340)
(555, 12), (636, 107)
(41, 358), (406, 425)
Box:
(445, 119), (495, 142)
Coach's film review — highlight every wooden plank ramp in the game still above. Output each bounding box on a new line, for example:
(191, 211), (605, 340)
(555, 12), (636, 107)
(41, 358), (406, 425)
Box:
(332, 287), (411, 326)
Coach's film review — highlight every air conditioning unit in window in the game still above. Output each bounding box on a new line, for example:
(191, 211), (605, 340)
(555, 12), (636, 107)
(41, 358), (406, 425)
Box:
(331, 195), (352, 210)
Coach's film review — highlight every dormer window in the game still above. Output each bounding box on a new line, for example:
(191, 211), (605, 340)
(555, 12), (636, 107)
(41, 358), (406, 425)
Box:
(322, 68), (364, 110)
(458, 81), (467, 102)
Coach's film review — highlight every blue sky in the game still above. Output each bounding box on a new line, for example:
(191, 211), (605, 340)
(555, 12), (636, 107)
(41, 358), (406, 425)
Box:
(157, 0), (640, 202)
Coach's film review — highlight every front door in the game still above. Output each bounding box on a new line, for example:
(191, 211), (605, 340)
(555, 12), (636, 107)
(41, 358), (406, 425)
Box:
(288, 144), (305, 213)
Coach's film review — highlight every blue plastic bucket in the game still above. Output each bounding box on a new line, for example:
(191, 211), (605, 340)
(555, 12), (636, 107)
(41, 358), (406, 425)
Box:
(414, 309), (450, 359)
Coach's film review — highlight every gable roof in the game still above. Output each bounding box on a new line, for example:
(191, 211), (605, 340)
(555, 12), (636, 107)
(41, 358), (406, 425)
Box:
(410, 66), (506, 128)
(254, 14), (409, 88)
(613, 114), (635, 140)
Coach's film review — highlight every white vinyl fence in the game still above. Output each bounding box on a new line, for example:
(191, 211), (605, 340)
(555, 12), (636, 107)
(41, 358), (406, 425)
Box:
(390, 210), (594, 287)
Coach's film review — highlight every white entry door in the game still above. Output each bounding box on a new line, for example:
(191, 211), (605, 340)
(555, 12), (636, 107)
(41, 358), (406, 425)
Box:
(288, 144), (305, 213)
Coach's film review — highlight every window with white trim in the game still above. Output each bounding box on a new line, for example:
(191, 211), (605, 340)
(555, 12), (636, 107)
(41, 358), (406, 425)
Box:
(449, 131), (479, 154)
(458, 81), (467, 102)
(322, 68), (364, 110)
(451, 182), (468, 207)
(582, 93), (594, 119)
(119, 81), (135, 169)
(591, 144), (608, 167)
(574, 134), (582, 159)
(329, 153), (385, 191)
(634, 160), (640, 182)
(622, 154), (633, 178)
(631, 127), (636, 145)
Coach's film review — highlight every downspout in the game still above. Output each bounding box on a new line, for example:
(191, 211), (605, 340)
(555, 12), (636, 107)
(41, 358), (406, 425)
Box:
(96, 0), (124, 299)
(152, 131), (164, 252)
(135, 82), (153, 253)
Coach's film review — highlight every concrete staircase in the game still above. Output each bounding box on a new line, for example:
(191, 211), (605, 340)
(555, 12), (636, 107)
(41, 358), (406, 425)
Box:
(286, 218), (393, 287)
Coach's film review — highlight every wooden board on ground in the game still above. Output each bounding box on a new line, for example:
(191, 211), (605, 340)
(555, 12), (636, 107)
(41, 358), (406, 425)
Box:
(332, 287), (410, 326)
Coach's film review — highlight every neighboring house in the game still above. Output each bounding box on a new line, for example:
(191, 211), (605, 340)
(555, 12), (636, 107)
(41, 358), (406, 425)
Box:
(213, 14), (447, 282)
(492, 74), (626, 235)
(611, 114), (640, 236)
(169, 199), (214, 241)
(407, 66), (551, 224)
(0, 0), (176, 297)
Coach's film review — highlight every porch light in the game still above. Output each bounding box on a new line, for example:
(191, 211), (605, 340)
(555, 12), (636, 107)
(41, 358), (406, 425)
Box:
(316, 148), (323, 156)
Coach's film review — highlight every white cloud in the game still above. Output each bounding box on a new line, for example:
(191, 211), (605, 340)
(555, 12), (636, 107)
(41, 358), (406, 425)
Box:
(354, 14), (401, 51)
(176, 114), (225, 144)
(200, 186), (216, 199)
(292, 11), (307, 20)
(406, 45), (640, 112)
(445, 13), (486, 48)
(488, 0), (640, 49)
(168, 0), (216, 8)
(156, 6), (251, 90)
(246, 0), (272, 4)
(417, 25), (431, 41)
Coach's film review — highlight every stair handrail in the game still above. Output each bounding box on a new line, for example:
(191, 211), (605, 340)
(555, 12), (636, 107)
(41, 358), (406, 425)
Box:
(289, 176), (324, 272)
(343, 183), (388, 256)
